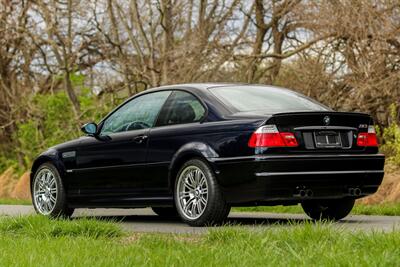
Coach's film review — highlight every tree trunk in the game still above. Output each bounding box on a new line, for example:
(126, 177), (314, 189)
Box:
(161, 0), (173, 85)
(266, 22), (284, 84)
(247, 0), (267, 83)
(64, 70), (80, 115)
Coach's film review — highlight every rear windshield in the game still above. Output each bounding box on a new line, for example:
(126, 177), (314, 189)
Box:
(209, 86), (329, 113)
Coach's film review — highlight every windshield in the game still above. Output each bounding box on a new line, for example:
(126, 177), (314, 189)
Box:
(209, 86), (329, 113)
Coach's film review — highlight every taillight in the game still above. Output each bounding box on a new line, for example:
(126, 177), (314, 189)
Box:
(357, 125), (378, 147)
(248, 125), (298, 148)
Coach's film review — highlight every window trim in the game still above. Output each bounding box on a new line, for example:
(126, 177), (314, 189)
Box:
(96, 88), (209, 135)
(97, 90), (172, 135)
(154, 89), (208, 128)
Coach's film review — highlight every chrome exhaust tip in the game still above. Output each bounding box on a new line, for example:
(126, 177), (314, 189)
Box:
(348, 188), (355, 196)
(306, 189), (314, 197)
(354, 188), (362, 196)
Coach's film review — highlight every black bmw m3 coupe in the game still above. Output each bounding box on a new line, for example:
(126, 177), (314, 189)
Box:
(31, 83), (385, 226)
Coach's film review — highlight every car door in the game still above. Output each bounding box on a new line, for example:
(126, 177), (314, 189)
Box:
(70, 91), (171, 201)
(146, 90), (207, 192)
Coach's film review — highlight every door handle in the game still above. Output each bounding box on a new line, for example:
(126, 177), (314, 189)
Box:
(132, 135), (148, 144)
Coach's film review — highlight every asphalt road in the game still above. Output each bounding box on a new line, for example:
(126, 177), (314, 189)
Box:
(1, 205), (399, 233)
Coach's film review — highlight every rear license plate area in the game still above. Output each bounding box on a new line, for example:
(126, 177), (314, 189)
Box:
(314, 131), (342, 148)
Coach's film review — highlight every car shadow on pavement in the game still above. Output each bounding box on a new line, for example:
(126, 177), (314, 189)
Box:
(74, 214), (312, 227)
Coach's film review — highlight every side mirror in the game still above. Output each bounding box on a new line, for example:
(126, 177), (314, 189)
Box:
(81, 122), (98, 136)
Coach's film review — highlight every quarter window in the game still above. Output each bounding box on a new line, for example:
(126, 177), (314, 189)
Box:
(100, 91), (171, 135)
(156, 91), (205, 126)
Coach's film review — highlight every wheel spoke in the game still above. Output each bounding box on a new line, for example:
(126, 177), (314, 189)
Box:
(188, 173), (196, 187)
(194, 170), (200, 186)
(43, 201), (49, 213)
(39, 173), (46, 182)
(36, 189), (46, 195)
(191, 202), (197, 216)
(47, 201), (52, 212)
(49, 195), (56, 204)
(184, 198), (195, 213)
(180, 191), (191, 199)
(184, 179), (195, 190)
(200, 188), (208, 195)
(36, 196), (42, 207)
(200, 196), (207, 207)
(196, 201), (202, 215)
(44, 172), (50, 184)
(38, 176), (46, 188)
(199, 176), (206, 187)
(44, 201), (50, 212)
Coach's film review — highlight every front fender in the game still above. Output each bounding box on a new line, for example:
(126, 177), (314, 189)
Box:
(30, 149), (66, 188)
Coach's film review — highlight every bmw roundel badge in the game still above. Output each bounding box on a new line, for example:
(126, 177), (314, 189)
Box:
(323, 116), (330, 126)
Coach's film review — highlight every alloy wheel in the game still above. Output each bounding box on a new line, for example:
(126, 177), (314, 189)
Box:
(33, 168), (58, 215)
(176, 166), (208, 220)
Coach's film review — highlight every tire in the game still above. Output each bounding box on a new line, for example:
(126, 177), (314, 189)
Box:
(301, 199), (355, 221)
(151, 207), (179, 218)
(222, 204), (231, 220)
(31, 163), (74, 218)
(174, 158), (230, 226)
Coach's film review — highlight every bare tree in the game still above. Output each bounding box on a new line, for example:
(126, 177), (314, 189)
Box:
(29, 0), (102, 115)
(94, 0), (244, 88)
(305, 0), (400, 124)
(0, 1), (34, 164)
(242, 0), (334, 84)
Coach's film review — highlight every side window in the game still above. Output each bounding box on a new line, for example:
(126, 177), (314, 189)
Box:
(156, 91), (206, 126)
(100, 91), (171, 135)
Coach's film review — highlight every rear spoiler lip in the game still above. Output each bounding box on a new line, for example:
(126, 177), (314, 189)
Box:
(271, 111), (371, 117)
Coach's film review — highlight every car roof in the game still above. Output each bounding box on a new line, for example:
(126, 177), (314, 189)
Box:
(142, 83), (305, 118)
(138, 83), (330, 119)
(144, 83), (308, 94)
(145, 82), (249, 93)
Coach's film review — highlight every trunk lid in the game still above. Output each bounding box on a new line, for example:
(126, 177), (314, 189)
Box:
(265, 111), (374, 153)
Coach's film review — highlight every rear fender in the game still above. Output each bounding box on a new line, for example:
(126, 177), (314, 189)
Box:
(168, 142), (219, 189)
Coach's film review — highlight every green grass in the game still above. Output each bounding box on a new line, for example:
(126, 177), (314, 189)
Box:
(352, 203), (400, 216)
(234, 202), (400, 216)
(0, 198), (31, 205)
(0, 215), (123, 239)
(0, 216), (399, 266)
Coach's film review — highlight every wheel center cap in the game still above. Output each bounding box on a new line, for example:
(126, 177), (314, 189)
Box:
(44, 187), (51, 198)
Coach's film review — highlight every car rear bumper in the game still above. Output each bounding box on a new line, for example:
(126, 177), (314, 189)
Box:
(209, 154), (385, 204)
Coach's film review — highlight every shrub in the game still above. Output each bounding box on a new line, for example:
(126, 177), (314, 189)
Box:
(380, 105), (400, 166)
(13, 92), (78, 168)
(10, 80), (118, 170)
